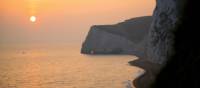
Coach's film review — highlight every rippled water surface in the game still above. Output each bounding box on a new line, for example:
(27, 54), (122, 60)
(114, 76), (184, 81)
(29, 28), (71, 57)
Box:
(0, 44), (141, 88)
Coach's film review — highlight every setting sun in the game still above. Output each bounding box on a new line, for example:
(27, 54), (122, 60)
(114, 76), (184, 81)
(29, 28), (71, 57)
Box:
(30, 16), (36, 22)
(0, 0), (157, 88)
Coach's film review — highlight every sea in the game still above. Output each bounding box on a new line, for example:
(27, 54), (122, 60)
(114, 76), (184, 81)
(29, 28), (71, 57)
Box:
(0, 43), (143, 88)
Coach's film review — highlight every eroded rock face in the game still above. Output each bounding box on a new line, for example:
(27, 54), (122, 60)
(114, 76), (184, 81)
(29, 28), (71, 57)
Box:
(81, 16), (152, 57)
(152, 0), (200, 88)
(146, 0), (186, 64)
(132, 0), (188, 88)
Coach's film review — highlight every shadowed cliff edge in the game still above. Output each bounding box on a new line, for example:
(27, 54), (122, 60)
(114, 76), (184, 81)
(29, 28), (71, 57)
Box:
(81, 16), (160, 88)
(151, 0), (200, 88)
(81, 16), (152, 58)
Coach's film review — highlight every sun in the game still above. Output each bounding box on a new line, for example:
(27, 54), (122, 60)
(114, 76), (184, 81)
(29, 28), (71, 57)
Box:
(30, 16), (36, 22)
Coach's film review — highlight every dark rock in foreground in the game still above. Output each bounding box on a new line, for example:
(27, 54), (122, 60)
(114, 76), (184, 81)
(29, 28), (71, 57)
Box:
(151, 0), (200, 88)
(132, 0), (200, 88)
(81, 16), (152, 57)
(131, 0), (189, 87)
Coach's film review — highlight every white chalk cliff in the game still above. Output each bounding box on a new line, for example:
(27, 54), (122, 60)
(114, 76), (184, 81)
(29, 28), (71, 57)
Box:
(81, 16), (152, 57)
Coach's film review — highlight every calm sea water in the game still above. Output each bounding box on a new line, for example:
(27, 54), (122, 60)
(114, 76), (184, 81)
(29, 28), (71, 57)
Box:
(0, 44), (142, 88)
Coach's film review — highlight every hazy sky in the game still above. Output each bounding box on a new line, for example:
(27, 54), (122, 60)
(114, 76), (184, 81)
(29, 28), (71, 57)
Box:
(0, 0), (155, 45)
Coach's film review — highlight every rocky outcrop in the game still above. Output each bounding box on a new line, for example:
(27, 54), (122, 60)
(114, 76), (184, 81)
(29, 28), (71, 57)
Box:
(132, 0), (191, 88)
(81, 16), (152, 57)
(151, 0), (200, 88)
(146, 0), (187, 64)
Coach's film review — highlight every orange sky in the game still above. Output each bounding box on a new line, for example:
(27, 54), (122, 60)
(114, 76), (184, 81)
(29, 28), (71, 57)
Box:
(0, 0), (155, 44)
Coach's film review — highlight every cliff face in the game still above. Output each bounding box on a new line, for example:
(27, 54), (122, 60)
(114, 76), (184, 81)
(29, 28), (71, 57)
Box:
(81, 16), (152, 56)
(81, 26), (138, 54)
(146, 0), (186, 64)
(132, 0), (190, 88)
(152, 0), (200, 88)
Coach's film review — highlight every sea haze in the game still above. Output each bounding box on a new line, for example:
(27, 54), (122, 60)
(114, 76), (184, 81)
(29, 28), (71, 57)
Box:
(0, 44), (142, 88)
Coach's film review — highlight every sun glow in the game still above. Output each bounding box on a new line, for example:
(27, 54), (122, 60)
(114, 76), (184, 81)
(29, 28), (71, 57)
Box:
(30, 16), (36, 22)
